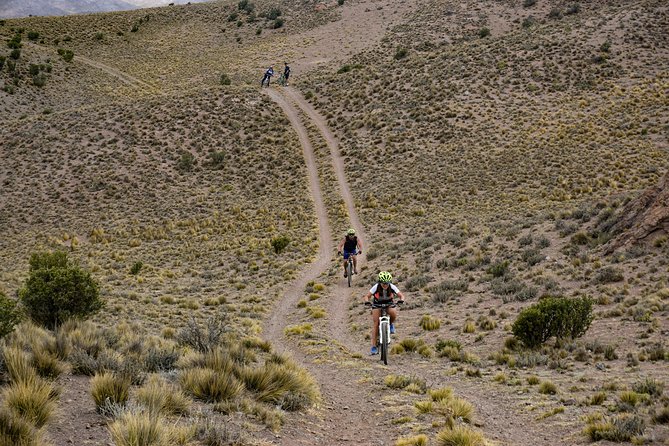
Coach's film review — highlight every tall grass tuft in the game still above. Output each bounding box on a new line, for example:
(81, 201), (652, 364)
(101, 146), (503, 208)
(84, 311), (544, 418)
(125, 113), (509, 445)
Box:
(3, 376), (59, 427)
(436, 425), (486, 446)
(2, 347), (36, 384)
(91, 372), (131, 411)
(396, 434), (429, 446)
(109, 410), (168, 446)
(180, 367), (244, 402)
(136, 375), (191, 416)
(0, 408), (43, 446)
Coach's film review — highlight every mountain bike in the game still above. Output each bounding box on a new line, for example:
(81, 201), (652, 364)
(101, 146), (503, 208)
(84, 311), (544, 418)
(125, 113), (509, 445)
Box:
(339, 250), (358, 287)
(277, 73), (286, 86)
(365, 300), (403, 365)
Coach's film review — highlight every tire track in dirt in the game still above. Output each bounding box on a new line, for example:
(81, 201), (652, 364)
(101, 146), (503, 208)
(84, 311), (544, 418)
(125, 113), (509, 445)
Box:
(280, 86), (369, 355)
(263, 88), (393, 445)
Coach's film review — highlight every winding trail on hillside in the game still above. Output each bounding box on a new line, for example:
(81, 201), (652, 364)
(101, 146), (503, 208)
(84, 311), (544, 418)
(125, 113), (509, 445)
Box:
(25, 42), (157, 93)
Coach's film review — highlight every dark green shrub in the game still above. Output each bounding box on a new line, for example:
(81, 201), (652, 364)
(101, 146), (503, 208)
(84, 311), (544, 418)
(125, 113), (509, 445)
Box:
(565, 3), (580, 14)
(272, 18), (284, 29)
(220, 73), (231, 85)
(9, 49), (20, 60)
(130, 261), (143, 275)
(0, 292), (22, 338)
(548, 8), (562, 19)
(32, 74), (47, 87)
(487, 260), (509, 278)
(479, 27), (490, 38)
(0, 56), (5, 70)
(94, 32), (104, 41)
(593, 266), (623, 284)
(27, 31), (39, 40)
(29, 64), (39, 75)
(19, 251), (103, 328)
(271, 236), (290, 254)
(512, 296), (593, 348)
(337, 0), (344, 5)
(227, 12), (238, 22)
(176, 151), (195, 172)
(523, 0), (536, 6)
(394, 47), (408, 60)
(7, 34), (21, 49)
(266, 7), (281, 20)
(522, 16), (537, 28)
(57, 48), (74, 62)
(131, 24), (139, 32)
(209, 151), (225, 169)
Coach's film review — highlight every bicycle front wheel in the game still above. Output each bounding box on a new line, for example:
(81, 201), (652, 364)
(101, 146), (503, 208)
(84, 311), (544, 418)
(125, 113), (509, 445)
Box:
(347, 261), (352, 287)
(380, 321), (389, 365)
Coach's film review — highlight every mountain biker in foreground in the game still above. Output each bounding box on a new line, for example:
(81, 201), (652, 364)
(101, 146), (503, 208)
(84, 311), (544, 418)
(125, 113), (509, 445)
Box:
(337, 228), (362, 278)
(363, 271), (406, 355)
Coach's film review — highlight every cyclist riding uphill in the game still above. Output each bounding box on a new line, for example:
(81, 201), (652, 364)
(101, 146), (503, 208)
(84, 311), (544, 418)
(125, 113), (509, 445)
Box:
(363, 271), (406, 355)
(337, 228), (362, 278)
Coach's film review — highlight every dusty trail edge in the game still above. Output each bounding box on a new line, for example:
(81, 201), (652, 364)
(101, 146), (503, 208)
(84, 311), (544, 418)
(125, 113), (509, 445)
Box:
(263, 88), (393, 445)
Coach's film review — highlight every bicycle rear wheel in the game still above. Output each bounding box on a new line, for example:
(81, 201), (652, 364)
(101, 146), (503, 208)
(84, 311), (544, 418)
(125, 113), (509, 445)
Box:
(347, 260), (352, 287)
(380, 321), (389, 365)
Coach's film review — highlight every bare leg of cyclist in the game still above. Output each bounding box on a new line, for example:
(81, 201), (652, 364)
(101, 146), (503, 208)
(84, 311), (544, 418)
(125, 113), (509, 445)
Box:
(371, 310), (380, 348)
(352, 255), (358, 274)
(342, 258), (348, 277)
(388, 307), (398, 324)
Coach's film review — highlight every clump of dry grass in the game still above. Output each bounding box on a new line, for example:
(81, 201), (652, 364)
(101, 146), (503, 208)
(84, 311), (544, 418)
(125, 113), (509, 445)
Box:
(436, 424), (486, 446)
(179, 367), (244, 403)
(91, 372), (131, 411)
(2, 375), (59, 428)
(136, 375), (191, 416)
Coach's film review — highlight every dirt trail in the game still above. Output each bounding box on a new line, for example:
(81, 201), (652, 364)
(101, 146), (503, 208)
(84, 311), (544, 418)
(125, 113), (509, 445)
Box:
(25, 41), (157, 93)
(264, 88), (396, 445)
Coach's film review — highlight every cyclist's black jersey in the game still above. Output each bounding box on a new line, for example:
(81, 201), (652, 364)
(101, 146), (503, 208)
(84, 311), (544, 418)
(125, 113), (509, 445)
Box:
(344, 236), (358, 252)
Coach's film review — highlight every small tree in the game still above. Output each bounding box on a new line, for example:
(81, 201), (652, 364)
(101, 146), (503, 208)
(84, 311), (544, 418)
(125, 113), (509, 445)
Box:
(0, 291), (22, 338)
(512, 296), (593, 348)
(19, 251), (103, 328)
(271, 235), (290, 254)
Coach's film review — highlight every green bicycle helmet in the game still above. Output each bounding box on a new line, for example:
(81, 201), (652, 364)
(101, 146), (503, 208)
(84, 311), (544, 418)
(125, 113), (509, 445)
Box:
(378, 271), (392, 283)
(347, 228), (356, 235)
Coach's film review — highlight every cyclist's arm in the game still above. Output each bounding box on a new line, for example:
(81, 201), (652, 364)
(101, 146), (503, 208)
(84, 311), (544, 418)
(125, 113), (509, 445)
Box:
(337, 239), (345, 251)
(396, 291), (406, 303)
(363, 291), (373, 303)
(356, 239), (363, 253)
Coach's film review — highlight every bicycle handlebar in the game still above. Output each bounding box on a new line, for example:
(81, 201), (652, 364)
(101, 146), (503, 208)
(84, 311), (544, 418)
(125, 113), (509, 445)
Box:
(364, 300), (404, 308)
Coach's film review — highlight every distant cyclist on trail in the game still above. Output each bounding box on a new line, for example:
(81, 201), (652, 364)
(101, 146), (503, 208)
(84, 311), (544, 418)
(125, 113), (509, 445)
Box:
(337, 228), (362, 278)
(261, 66), (274, 87)
(283, 62), (291, 86)
(363, 271), (406, 355)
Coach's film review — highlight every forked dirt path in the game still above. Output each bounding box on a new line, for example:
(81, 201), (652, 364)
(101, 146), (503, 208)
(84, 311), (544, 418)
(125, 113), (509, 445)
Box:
(263, 88), (394, 445)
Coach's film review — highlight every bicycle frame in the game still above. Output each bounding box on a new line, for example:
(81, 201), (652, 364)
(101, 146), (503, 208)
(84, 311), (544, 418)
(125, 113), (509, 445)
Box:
(370, 301), (398, 365)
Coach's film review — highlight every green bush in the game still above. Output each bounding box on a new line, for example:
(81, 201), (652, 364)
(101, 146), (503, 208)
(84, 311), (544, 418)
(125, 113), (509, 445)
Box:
(266, 7), (281, 20)
(9, 49), (20, 60)
(272, 18), (284, 29)
(394, 47), (408, 60)
(479, 27), (490, 38)
(271, 236), (290, 254)
(512, 296), (593, 348)
(57, 48), (74, 62)
(27, 31), (39, 40)
(0, 56), (5, 70)
(0, 291), (22, 338)
(130, 261), (143, 275)
(19, 251), (103, 328)
(220, 73), (231, 85)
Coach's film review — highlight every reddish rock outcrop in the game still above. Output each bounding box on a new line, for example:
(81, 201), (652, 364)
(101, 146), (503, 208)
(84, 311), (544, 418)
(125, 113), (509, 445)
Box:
(604, 171), (669, 253)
